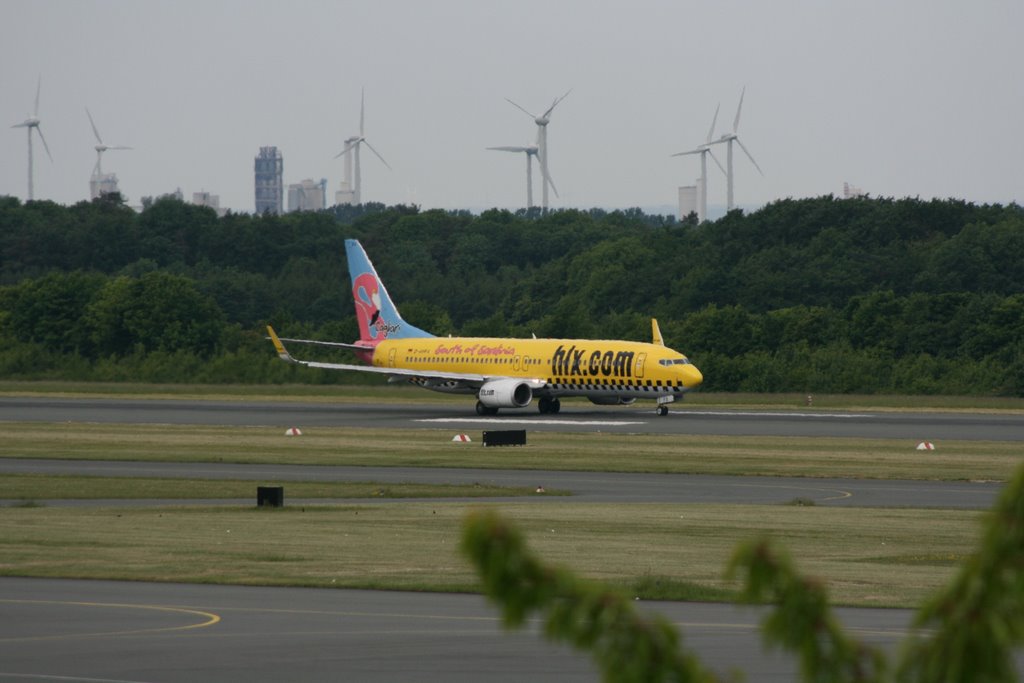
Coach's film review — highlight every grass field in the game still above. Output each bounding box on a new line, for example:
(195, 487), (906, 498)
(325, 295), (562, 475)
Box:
(0, 383), (1020, 609)
(1, 421), (1021, 481)
(0, 500), (981, 608)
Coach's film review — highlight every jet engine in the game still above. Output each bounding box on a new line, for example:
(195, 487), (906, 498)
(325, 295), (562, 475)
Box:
(477, 379), (534, 408)
(588, 396), (637, 406)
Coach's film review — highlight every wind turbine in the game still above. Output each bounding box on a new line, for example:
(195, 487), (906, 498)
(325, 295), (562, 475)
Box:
(86, 107), (132, 180)
(671, 103), (726, 222)
(709, 87), (763, 211)
(487, 133), (558, 210)
(504, 89), (571, 210)
(333, 89), (390, 205)
(11, 77), (52, 201)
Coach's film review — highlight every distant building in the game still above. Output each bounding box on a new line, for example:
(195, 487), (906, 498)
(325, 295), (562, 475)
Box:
(288, 178), (328, 212)
(193, 190), (226, 217)
(335, 179), (355, 206)
(843, 181), (867, 199)
(90, 172), (120, 200)
(677, 185), (698, 221)
(254, 146), (284, 214)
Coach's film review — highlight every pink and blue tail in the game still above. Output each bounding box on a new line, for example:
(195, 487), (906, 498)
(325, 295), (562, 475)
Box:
(345, 239), (434, 345)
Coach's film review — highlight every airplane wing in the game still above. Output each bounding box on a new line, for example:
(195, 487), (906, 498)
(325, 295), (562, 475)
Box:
(267, 326), (490, 384)
(272, 336), (370, 352)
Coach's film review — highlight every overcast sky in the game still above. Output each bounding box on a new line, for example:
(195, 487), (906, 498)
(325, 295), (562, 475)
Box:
(2, 0), (1021, 215)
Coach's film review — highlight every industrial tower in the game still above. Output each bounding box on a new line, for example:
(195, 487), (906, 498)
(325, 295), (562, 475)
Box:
(254, 146), (283, 214)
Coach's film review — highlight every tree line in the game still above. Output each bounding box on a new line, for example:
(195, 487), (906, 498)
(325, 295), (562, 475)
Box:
(0, 193), (1021, 395)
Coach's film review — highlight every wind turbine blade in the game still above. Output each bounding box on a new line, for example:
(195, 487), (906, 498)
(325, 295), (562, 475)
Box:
(735, 137), (764, 176)
(707, 149), (727, 176)
(35, 126), (53, 162)
(85, 107), (103, 144)
(706, 103), (720, 144)
(733, 86), (746, 133)
(333, 140), (358, 159)
(671, 147), (704, 158)
(487, 146), (530, 152)
(33, 76), (41, 117)
(542, 88), (573, 118)
(505, 98), (536, 119)
(359, 87), (365, 137)
(109, 145), (133, 151)
(539, 159), (559, 197)
(362, 139), (391, 170)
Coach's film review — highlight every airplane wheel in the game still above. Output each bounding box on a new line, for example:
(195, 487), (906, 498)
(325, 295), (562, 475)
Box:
(551, 399), (561, 414)
(538, 397), (552, 414)
(657, 405), (669, 416)
(477, 401), (497, 416)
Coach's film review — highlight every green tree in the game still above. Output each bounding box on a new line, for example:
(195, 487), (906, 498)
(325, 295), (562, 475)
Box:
(0, 271), (106, 353)
(86, 272), (225, 357)
(464, 461), (1024, 683)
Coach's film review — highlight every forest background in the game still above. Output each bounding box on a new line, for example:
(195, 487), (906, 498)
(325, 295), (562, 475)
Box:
(1, 194), (1021, 396)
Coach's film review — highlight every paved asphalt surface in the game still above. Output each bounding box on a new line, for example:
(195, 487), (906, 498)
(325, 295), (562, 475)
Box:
(3, 395), (1024, 440)
(1, 396), (1022, 681)
(0, 577), (914, 683)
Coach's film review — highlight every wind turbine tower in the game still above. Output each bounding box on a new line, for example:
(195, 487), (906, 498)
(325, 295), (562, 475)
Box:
(86, 108), (132, 199)
(504, 90), (571, 210)
(710, 87), (763, 211)
(488, 141), (540, 209)
(333, 89), (390, 205)
(11, 78), (52, 201)
(671, 104), (726, 223)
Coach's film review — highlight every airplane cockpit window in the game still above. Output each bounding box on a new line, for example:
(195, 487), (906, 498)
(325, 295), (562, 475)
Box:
(658, 358), (692, 367)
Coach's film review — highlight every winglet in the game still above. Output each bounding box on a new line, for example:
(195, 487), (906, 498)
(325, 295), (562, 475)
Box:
(266, 325), (294, 362)
(651, 318), (664, 346)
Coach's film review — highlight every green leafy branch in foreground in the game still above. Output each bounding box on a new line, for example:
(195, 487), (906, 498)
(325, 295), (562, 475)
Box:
(461, 508), (719, 682)
(896, 460), (1024, 683)
(462, 462), (1024, 683)
(726, 540), (886, 681)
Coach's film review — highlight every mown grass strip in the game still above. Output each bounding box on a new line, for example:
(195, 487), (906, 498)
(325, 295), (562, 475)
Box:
(0, 502), (980, 608)
(1, 421), (1020, 481)
(0, 474), (550, 500)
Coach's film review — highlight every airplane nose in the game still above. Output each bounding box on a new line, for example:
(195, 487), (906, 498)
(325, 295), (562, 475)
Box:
(681, 364), (703, 389)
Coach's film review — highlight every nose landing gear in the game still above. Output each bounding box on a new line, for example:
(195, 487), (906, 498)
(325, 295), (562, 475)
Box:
(656, 395), (674, 416)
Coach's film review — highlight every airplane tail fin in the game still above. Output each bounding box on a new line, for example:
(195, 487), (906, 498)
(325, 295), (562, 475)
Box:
(345, 239), (434, 344)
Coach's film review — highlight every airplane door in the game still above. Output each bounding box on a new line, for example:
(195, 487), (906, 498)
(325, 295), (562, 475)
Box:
(388, 348), (397, 368)
(635, 353), (647, 379)
(513, 356), (521, 372)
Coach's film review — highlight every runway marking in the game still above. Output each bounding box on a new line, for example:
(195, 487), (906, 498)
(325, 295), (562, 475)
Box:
(0, 673), (156, 682)
(416, 418), (646, 426)
(678, 410), (874, 419)
(0, 600), (220, 642)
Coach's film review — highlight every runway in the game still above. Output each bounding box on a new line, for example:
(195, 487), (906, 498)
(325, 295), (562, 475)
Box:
(1, 395), (1020, 680)
(3, 395), (1024, 440)
(0, 577), (913, 683)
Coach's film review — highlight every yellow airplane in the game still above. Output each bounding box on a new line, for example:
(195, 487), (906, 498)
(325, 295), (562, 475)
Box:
(267, 239), (703, 416)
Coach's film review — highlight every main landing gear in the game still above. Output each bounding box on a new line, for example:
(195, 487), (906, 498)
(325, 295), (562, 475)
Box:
(475, 401), (499, 416)
(538, 397), (561, 414)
